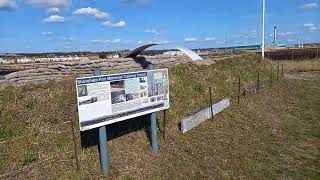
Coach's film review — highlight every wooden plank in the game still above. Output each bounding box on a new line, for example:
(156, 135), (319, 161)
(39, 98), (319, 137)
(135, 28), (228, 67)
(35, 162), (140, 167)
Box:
(181, 98), (230, 133)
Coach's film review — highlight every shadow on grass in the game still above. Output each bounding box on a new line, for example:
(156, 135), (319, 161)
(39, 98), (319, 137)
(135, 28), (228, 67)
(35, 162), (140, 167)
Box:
(80, 114), (154, 148)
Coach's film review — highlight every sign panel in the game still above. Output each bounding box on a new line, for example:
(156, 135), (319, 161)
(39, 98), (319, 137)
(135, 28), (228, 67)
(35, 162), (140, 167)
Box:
(76, 69), (169, 131)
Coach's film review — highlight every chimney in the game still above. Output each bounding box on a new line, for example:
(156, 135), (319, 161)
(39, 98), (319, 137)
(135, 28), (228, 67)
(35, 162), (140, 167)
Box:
(273, 26), (277, 46)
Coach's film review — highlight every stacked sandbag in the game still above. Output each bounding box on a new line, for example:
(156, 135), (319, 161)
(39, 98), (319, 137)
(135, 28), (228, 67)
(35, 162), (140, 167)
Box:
(0, 56), (191, 86)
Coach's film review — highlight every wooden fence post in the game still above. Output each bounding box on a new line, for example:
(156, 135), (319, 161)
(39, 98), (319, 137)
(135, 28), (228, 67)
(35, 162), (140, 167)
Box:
(257, 71), (260, 94)
(237, 78), (241, 104)
(209, 87), (214, 120)
(70, 116), (80, 173)
(292, 50), (294, 61)
(270, 66), (273, 87)
(277, 62), (279, 81)
(163, 110), (166, 141)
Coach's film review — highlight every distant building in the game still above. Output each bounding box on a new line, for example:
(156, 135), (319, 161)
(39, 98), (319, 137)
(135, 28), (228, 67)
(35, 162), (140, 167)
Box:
(163, 50), (184, 56)
(0, 58), (15, 64)
(87, 54), (100, 60)
(106, 53), (120, 59)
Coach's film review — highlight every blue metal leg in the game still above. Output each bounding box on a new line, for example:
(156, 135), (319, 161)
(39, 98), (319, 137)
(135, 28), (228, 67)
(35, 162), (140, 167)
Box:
(93, 68), (109, 176)
(150, 112), (158, 155)
(99, 126), (109, 176)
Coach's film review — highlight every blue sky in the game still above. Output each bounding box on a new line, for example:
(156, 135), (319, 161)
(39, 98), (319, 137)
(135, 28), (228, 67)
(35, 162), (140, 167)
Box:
(0, 0), (319, 53)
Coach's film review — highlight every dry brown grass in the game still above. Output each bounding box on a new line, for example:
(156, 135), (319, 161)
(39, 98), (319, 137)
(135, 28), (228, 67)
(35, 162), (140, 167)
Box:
(1, 56), (319, 179)
(271, 59), (320, 72)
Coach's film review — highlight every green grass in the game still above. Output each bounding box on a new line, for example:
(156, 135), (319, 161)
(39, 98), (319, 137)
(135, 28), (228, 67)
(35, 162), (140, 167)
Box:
(0, 128), (15, 141)
(55, 137), (71, 149)
(0, 158), (6, 167)
(39, 115), (49, 123)
(24, 98), (37, 109)
(22, 151), (38, 166)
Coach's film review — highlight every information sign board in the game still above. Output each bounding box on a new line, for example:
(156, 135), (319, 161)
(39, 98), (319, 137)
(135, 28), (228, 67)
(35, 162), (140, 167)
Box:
(76, 69), (169, 131)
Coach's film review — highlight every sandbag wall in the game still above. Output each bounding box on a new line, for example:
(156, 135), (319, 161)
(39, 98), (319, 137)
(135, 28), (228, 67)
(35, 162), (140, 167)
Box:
(0, 56), (190, 86)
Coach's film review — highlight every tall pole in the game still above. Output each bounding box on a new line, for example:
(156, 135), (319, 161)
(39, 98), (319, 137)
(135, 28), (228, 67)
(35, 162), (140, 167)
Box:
(262, 0), (265, 60)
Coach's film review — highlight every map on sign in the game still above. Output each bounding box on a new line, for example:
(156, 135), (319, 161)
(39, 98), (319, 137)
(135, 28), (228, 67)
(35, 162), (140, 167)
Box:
(76, 69), (169, 131)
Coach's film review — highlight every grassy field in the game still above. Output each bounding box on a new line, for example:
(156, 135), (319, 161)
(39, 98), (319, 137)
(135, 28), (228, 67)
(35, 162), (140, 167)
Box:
(0, 56), (319, 179)
(272, 59), (320, 72)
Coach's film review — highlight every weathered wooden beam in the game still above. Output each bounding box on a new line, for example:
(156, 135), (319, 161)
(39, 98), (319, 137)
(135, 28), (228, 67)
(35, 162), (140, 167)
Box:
(181, 98), (230, 133)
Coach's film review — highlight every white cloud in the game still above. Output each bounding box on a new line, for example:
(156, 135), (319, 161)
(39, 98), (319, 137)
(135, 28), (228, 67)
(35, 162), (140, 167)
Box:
(64, 37), (73, 41)
(64, 46), (71, 49)
(308, 26), (318, 32)
(41, 31), (54, 36)
(43, 15), (64, 23)
(91, 39), (121, 44)
(205, 37), (216, 41)
(303, 22), (318, 32)
(65, 42), (71, 45)
(110, 39), (121, 43)
(144, 29), (160, 35)
(138, 40), (172, 45)
(47, 7), (60, 14)
(234, 40), (243, 43)
(121, 0), (148, 5)
(184, 37), (198, 42)
(0, 0), (16, 11)
(304, 23), (315, 27)
(277, 32), (297, 37)
(102, 21), (126, 28)
(73, 7), (109, 20)
(25, 0), (71, 7)
(300, 3), (318, 9)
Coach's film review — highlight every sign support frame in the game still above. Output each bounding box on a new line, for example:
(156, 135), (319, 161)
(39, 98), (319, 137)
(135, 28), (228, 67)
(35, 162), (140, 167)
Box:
(147, 64), (158, 155)
(93, 68), (109, 176)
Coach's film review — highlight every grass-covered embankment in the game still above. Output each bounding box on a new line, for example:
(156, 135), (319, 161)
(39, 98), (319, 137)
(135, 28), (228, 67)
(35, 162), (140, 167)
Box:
(0, 56), (319, 179)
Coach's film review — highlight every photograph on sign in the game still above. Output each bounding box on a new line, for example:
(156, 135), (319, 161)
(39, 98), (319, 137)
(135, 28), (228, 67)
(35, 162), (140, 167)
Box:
(76, 69), (169, 131)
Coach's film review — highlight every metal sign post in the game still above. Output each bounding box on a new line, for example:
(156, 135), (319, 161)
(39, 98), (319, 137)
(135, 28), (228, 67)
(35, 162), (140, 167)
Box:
(147, 64), (158, 155)
(94, 68), (109, 176)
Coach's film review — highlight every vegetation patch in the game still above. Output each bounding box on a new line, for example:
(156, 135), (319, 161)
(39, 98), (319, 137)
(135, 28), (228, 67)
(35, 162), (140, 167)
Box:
(24, 98), (37, 109)
(0, 127), (15, 141)
(22, 151), (38, 166)
(55, 137), (71, 149)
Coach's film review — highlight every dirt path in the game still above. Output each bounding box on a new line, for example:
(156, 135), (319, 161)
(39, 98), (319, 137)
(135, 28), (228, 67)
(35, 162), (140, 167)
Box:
(284, 71), (320, 81)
